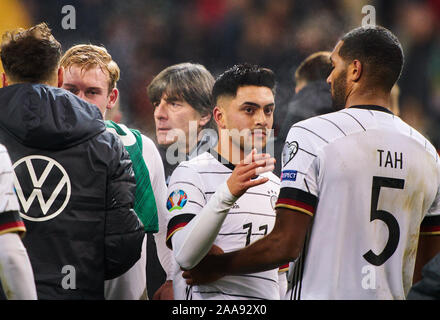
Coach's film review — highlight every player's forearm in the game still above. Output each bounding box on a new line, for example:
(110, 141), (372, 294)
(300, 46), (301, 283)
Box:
(172, 181), (238, 270)
(0, 233), (37, 300)
(220, 228), (298, 276)
(212, 208), (310, 277)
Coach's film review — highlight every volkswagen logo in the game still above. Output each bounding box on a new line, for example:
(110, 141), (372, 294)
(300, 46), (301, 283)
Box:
(12, 155), (71, 222)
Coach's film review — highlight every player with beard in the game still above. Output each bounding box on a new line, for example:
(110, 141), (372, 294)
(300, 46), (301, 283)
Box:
(165, 64), (282, 299)
(181, 26), (440, 299)
(274, 51), (333, 176)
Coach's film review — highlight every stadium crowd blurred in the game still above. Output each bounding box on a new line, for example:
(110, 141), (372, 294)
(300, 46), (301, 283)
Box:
(1, 0), (439, 147)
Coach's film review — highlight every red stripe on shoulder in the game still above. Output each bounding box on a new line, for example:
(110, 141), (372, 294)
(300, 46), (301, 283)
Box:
(276, 198), (315, 215)
(0, 220), (25, 232)
(420, 225), (440, 234)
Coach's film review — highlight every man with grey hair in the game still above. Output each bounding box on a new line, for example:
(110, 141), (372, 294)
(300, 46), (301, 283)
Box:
(146, 63), (217, 299)
(148, 62), (217, 184)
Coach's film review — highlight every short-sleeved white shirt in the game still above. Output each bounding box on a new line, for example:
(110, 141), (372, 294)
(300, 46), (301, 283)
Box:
(277, 106), (440, 300)
(166, 151), (281, 300)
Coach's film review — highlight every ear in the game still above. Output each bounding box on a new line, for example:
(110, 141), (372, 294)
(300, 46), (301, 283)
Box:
(57, 67), (64, 87)
(107, 87), (119, 111)
(350, 59), (362, 82)
(2, 73), (8, 87)
(295, 80), (305, 94)
(213, 106), (226, 129)
(198, 111), (212, 128)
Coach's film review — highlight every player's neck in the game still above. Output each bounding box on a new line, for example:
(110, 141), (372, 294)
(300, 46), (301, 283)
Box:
(214, 137), (244, 165)
(345, 89), (391, 111)
(184, 131), (202, 155)
(6, 79), (57, 87)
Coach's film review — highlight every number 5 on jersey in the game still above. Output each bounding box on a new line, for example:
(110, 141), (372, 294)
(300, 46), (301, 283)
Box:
(363, 176), (405, 266)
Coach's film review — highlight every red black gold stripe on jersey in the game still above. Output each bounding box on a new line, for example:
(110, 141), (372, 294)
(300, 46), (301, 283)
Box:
(279, 263), (289, 273)
(275, 187), (317, 217)
(0, 210), (26, 237)
(166, 213), (195, 248)
(420, 215), (440, 235)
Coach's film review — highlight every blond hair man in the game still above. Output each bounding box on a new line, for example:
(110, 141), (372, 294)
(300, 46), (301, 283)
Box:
(60, 44), (172, 299)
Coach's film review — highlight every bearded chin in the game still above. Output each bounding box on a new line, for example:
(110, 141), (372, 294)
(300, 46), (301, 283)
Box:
(331, 91), (346, 111)
(331, 71), (347, 111)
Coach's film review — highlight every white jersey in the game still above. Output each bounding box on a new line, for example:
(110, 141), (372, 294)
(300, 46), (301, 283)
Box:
(104, 127), (172, 299)
(166, 151), (281, 300)
(276, 105), (440, 300)
(278, 269), (288, 299)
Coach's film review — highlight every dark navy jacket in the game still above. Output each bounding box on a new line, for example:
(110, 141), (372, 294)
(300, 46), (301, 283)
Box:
(0, 84), (144, 299)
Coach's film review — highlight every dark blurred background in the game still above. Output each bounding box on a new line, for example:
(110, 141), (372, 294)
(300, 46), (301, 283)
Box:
(1, 0), (439, 149)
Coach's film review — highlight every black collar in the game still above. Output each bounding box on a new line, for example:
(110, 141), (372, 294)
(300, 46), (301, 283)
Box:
(210, 149), (235, 171)
(209, 149), (261, 180)
(187, 131), (218, 160)
(348, 105), (394, 115)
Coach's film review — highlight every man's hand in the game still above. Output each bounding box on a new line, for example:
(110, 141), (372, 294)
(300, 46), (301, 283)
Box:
(152, 280), (174, 300)
(182, 244), (225, 285)
(182, 208), (312, 285)
(227, 149), (275, 198)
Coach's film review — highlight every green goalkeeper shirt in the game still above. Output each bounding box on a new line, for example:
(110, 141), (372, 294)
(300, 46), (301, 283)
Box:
(105, 120), (158, 233)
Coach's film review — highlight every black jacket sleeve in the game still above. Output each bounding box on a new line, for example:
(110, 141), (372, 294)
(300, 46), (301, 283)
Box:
(104, 137), (144, 280)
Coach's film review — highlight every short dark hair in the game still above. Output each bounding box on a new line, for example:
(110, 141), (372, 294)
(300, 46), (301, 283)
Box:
(212, 63), (276, 105)
(295, 51), (332, 84)
(339, 26), (404, 91)
(0, 22), (61, 83)
(147, 63), (215, 129)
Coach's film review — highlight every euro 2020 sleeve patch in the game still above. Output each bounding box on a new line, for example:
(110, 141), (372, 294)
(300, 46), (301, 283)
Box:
(166, 190), (188, 212)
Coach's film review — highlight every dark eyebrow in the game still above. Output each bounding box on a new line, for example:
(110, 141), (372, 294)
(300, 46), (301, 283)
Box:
(165, 96), (183, 103)
(241, 102), (275, 108)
